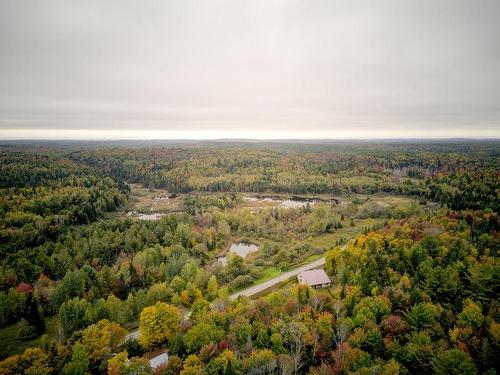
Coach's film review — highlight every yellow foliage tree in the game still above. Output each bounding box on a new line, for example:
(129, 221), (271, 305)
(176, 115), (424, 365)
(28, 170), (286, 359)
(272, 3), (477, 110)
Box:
(107, 351), (129, 375)
(0, 355), (20, 375)
(20, 347), (53, 375)
(139, 302), (181, 349)
(107, 350), (151, 375)
(80, 319), (126, 368)
(180, 354), (204, 375)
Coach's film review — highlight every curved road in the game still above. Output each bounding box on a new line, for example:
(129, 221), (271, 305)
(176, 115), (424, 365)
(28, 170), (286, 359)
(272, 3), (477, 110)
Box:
(126, 257), (327, 341)
(229, 257), (326, 300)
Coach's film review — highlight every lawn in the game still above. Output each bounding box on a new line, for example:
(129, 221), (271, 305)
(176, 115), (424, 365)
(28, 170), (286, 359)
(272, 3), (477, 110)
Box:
(253, 266), (281, 285)
(303, 254), (323, 263)
(0, 316), (58, 359)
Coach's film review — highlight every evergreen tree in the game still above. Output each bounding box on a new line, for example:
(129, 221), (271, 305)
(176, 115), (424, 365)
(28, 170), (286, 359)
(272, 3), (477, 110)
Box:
(23, 294), (45, 334)
(225, 358), (235, 375)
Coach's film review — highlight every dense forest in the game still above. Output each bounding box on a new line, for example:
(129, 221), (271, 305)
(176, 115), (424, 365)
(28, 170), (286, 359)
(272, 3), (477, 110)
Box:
(63, 141), (499, 211)
(0, 141), (498, 374)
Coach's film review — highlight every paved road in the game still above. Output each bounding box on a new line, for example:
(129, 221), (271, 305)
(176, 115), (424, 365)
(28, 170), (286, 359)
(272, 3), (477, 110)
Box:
(228, 257), (326, 300)
(126, 257), (327, 339)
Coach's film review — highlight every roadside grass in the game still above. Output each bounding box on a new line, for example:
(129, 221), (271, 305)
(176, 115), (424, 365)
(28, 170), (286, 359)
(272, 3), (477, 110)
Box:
(0, 316), (58, 359)
(303, 254), (323, 263)
(253, 266), (281, 285)
(249, 278), (297, 300)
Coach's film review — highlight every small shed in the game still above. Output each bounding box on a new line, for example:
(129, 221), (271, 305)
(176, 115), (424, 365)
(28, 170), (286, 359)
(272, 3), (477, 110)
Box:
(298, 269), (331, 288)
(149, 352), (169, 370)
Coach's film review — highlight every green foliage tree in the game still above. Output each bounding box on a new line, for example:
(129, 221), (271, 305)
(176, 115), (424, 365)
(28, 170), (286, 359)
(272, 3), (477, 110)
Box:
(184, 323), (224, 354)
(432, 349), (477, 375)
(63, 343), (90, 375)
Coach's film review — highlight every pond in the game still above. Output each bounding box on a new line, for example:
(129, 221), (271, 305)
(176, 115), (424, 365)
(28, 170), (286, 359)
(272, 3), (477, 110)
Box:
(243, 195), (325, 208)
(217, 242), (259, 266)
(135, 213), (166, 221)
(280, 198), (319, 208)
(229, 242), (259, 257)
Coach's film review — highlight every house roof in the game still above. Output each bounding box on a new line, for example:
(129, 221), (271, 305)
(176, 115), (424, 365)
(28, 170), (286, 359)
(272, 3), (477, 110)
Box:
(299, 269), (331, 285)
(149, 352), (169, 369)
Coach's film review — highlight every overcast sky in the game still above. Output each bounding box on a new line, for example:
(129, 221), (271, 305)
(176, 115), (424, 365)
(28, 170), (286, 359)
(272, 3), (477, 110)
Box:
(1, 0), (499, 139)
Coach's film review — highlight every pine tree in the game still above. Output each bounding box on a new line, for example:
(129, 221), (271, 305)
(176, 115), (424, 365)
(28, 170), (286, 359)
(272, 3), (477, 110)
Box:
(225, 358), (235, 375)
(129, 262), (142, 288)
(23, 294), (45, 334)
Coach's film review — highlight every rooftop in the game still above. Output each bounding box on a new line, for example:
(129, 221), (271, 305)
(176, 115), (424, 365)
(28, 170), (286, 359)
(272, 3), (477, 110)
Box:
(149, 352), (169, 369)
(299, 269), (331, 286)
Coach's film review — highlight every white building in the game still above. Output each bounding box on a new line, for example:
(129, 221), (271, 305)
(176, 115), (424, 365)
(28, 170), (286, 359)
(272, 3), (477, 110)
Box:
(149, 352), (169, 370)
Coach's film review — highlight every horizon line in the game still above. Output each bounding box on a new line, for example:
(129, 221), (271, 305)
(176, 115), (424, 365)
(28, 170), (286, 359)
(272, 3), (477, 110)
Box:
(1, 137), (499, 142)
(1, 128), (500, 141)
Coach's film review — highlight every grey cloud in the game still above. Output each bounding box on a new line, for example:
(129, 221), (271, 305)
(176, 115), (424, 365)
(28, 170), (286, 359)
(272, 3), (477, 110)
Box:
(0, 0), (499, 137)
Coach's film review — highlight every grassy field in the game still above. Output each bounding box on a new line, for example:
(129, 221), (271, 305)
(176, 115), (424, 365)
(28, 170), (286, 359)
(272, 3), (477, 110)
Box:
(308, 217), (386, 250)
(0, 316), (58, 359)
(125, 184), (183, 214)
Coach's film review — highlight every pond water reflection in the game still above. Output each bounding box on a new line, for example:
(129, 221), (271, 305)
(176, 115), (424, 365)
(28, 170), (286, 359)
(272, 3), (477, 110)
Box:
(218, 242), (259, 266)
(280, 199), (318, 208)
(136, 213), (165, 221)
(229, 242), (259, 257)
